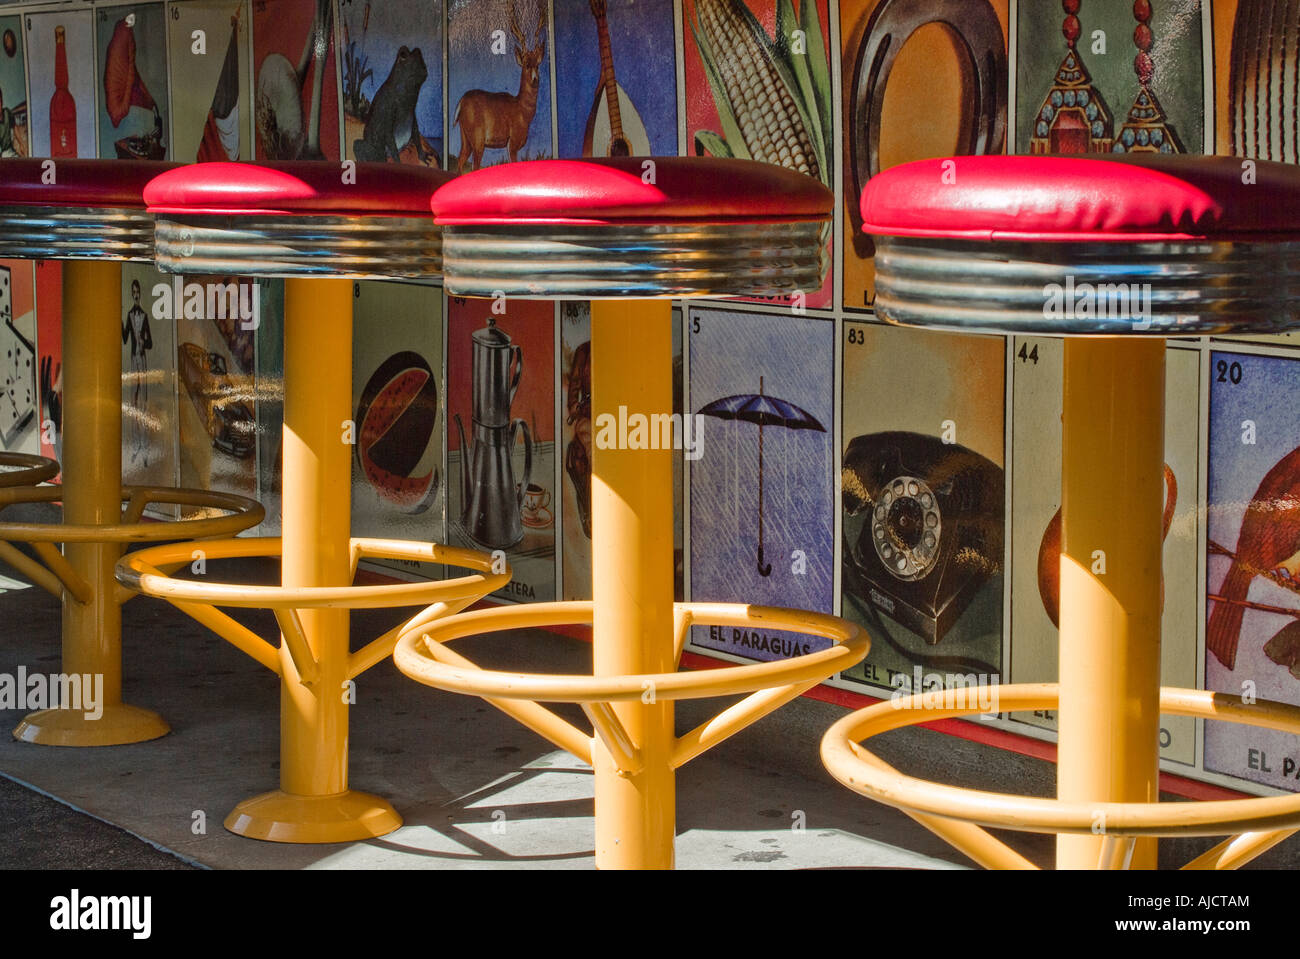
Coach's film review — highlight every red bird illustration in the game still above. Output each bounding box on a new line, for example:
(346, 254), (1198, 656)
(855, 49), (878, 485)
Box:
(1208, 445), (1300, 670)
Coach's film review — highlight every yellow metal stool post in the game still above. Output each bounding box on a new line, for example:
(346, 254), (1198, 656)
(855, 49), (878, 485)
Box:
(591, 298), (676, 866)
(20, 260), (166, 744)
(130, 160), (505, 842)
(396, 157), (869, 869)
(1058, 338), (1165, 868)
(232, 277), (380, 836)
(822, 154), (1300, 869)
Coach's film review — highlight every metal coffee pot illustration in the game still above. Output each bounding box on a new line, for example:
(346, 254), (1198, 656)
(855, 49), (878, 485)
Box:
(456, 318), (533, 549)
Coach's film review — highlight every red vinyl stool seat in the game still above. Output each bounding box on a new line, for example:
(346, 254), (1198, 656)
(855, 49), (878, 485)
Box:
(144, 160), (451, 276)
(391, 157), (868, 870)
(0, 158), (263, 747)
(429, 156), (832, 297)
(120, 161), (503, 843)
(824, 154), (1300, 870)
(858, 154), (1300, 335)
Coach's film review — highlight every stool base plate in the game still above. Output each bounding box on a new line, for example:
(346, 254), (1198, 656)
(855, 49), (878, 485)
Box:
(224, 789), (402, 844)
(13, 704), (170, 747)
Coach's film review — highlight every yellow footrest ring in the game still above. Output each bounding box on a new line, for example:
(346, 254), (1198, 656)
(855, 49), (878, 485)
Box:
(0, 485), (264, 542)
(394, 601), (870, 774)
(116, 537), (508, 610)
(0, 452), (58, 489)
(821, 683), (1300, 838)
(394, 600), (868, 703)
(117, 537), (509, 685)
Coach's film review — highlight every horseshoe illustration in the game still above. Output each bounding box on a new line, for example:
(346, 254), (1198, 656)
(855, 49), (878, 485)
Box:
(847, 0), (1007, 254)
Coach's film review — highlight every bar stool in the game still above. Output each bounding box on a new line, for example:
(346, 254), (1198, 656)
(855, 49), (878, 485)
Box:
(0, 159), (264, 747)
(821, 154), (1300, 869)
(114, 161), (507, 843)
(393, 157), (871, 869)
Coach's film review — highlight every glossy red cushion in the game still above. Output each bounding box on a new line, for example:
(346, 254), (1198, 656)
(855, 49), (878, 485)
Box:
(432, 157), (832, 225)
(860, 155), (1300, 242)
(145, 161), (454, 216)
(0, 158), (174, 209)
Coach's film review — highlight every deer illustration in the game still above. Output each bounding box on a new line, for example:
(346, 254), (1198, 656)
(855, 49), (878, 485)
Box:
(454, 0), (546, 173)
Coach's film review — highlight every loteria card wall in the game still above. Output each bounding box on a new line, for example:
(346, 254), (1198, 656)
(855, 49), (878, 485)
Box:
(6, 0), (1300, 799)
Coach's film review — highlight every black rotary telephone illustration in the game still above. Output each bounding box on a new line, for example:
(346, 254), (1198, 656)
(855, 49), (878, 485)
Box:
(842, 431), (1004, 644)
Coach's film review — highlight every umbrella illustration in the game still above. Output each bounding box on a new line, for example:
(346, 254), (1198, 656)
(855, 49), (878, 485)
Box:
(699, 376), (826, 577)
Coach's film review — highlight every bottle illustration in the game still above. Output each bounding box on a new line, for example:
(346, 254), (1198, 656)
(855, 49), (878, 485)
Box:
(50, 25), (77, 158)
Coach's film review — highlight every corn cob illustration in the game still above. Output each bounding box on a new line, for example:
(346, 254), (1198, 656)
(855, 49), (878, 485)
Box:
(690, 0), (831, 186)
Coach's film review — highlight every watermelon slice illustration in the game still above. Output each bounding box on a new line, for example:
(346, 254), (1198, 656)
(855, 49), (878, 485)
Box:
(355, 350), (439, 513)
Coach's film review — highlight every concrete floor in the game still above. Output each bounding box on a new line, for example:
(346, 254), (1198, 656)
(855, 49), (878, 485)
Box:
(0, 546), (1296, 871)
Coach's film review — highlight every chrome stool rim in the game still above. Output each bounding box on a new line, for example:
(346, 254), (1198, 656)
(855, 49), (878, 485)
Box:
(872, 236), (1300, 336)
(441, 220), (830, 299)
(0, 205), (156, 261)
(154, 213), (443, 279)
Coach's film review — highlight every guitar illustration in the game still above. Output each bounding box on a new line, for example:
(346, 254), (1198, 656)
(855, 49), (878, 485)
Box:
(583, 0), (649, 157)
